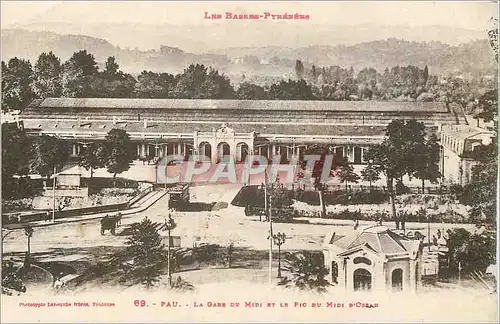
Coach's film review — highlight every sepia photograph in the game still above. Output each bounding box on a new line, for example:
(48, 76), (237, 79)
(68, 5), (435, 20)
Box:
(1, 1), (498, 322)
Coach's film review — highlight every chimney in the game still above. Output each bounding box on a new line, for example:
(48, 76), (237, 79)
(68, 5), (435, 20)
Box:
(138, 113), (141, 121)
(143, 119), (148, 128)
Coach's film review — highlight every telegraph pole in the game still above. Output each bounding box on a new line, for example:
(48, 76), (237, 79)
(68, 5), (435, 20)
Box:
(265, 170), (273, 286)
(263, 180), (267, 223)
(269, 191), (273, 286)
(52, 166), (56, 222)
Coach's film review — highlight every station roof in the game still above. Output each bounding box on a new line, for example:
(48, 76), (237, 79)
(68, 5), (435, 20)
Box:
(29, 98), (450, 113)
(21, 119), (389, 137)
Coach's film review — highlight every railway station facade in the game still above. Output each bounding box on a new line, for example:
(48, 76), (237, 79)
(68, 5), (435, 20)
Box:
(18, 98), (472, 181)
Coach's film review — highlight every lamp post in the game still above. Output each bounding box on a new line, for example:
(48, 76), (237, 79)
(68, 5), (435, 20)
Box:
(24, 225), (34, 268)
(163, 213), (177, 287)
(272, 232), (286, 278)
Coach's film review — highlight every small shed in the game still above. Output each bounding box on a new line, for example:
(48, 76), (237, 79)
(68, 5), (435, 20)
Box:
(323, 225), (423, 293)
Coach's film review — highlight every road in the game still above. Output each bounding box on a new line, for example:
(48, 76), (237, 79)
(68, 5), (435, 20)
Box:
(2, 184), (477, 257)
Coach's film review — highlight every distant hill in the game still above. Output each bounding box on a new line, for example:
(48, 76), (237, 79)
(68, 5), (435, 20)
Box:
(1, 29), (497, 84)
(214, 38), (497, 76)
(1, 29), (231, 75)
(7, 21), (489, 51)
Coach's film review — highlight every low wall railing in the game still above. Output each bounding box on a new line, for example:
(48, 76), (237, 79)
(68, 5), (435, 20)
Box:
(3, 182), (156, 225)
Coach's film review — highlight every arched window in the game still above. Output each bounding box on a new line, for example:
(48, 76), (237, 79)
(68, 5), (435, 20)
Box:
(199, 142), (211, 160)
(331, 261), (339, 284)
(353, 268), (372, 291)
(392, 268), (403, 291)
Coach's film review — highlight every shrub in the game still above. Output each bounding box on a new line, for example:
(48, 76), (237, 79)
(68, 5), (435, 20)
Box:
(125, 218), (167, 289)
(324, 190), (388, 205)
(294, 190), (320, 205)
(170, 276), (194, 291)
(279, 251), (330, 293)
(395, 180), (411, 195)
(192, 244), (225, 266)
(324, 209), (363, 220)
(2, 177), (43, 200)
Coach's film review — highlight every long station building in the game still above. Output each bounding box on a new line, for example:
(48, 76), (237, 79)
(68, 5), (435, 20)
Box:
(19, 98), (468, 168)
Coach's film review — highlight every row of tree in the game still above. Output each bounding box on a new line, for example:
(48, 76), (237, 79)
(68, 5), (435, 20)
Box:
(2, 50), (496, 114)
(2, 124), (135, 196)
(303, 120), (441, 219)
(1, 52), (236, 112)
(294, 60), (497, 112)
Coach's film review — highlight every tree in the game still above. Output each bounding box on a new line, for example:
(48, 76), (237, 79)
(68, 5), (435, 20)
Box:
(32, 52), (62, 98)
(236, 82), (268, 99)
(446, 228), (495, 274)
(134, 71), (175, 98)
(2, 123), (29, 180)
(475, 89), (497, 123)
(61, 50), (99, 97)
(365, 120), (426, 220)
(279, 251), (330, 293)
(100, 129), (134, 187)
(104, 56), (119, 76)
(28, 135), (68, 179)
(268, 79), (314, 100)
(413, 133), (441, 192)
(266, 175), (293, 221)
(173, 64), (235, 99)
(93, 57), (136, 98)
(488, 18), (498, 63)
(423, 65), (429, 85)
(337, 163), (360, 191)
(360, 162), (380, 192)
(463, 23), (498, 228)
(126, 217), (166, 289)
(24, 225), (34, 268)
(2, 123), (30, 198)
(310, 65), (318, 82)
(1, 58), (35, 112)
(466, 138), (497, 226)
(272, 232), (286, 278)
(78, 144), (104, 178)
(302, 144), (347, 218)
(295, 60), (304, 80)
(356, 68), (378, 99)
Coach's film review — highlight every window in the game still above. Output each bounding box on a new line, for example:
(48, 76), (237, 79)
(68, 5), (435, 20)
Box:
(392, 268), (403, 291)
(331, 261), (339, 284)
(353, 257), (372, 266)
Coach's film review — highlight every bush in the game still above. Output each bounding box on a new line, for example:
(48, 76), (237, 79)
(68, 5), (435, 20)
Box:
(192, 244), (226, 266)
(324, 190), (388, 205)
(83, 177), (140, 192)
(170, 276), (194, 291)
(279, 251), (330, 293)
(446, 228), (496, 274)
(294, 190), (320, 205)
(2, 177), (43, 200)
(395, 180), (411, 195)
(324, 209), (363, 220)
(2, 198), (33, 213)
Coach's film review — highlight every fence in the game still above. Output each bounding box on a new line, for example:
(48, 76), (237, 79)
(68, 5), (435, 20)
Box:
(3, 182), (155, 225)
(127, 183), (154, 207)
(281, 183), (450, 195)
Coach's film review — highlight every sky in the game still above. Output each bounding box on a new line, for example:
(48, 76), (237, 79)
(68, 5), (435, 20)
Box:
(1, 1), (498, 30)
